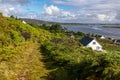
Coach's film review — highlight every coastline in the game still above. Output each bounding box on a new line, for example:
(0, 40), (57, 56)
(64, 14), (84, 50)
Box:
(63, 25), (120, 39)
(103, 26), (120, 29)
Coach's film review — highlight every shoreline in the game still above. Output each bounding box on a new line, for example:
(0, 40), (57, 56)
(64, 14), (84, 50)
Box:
(62, 25), (120, 39)
(103, 26), (120, 29)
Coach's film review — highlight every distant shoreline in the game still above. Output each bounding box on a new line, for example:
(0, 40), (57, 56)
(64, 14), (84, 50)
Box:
(63, 25), (120, 39)
(103, 26), (120, 29)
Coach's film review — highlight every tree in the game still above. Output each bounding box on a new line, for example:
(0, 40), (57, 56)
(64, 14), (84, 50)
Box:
(0, 13), (3, 17)
(10, 15), (14, 18)
(50, 24), (62, 33)
(41, 24), (50, 30)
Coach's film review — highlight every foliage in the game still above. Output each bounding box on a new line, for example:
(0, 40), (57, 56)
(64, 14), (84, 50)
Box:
(41, 32), (120, 80)
(0, 14), (51, 80)
(99, 39), (120, 52)
(39, 23), (64, 33)
(0, 13), (120, 80)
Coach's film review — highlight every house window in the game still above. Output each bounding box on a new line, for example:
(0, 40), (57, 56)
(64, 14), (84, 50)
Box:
(93, 42), (96, 45)
(96, 46), (100, 50)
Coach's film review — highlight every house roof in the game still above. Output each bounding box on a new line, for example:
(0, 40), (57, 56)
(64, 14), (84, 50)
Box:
(80, 37), (94, 46)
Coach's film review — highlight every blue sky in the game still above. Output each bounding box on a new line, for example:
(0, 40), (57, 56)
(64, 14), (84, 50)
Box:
(0, 0), (120, 23)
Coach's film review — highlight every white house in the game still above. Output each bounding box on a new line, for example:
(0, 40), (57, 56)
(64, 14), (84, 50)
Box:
(113, 39), (120, 45)
(80, 37), (103, 51)
(22, 20), (27, 24)
(98, 35), (105, 39)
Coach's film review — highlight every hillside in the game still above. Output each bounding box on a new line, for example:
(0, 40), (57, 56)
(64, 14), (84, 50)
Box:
(0, 13), (120, 80)
(0, 13), (51, 80)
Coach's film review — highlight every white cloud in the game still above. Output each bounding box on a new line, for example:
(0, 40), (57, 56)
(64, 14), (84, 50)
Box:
(0, 0), (120, 23)
(39, 4), (119, 23)
(50, 0), (120, 23)
(52, 0), (102, 6)
(9, 7), (14, 11)
(97, 14), (109, 21)
(41, 5), (75, 22)
(43, 5), (75, 17)
(0, 4), (23, 17)
(0, 0), (36, 18)
(97, 13), (116, 21)
(44, 5), (60, 15)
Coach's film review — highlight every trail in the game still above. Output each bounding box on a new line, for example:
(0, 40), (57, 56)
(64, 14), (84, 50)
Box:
(16, 43), (48, 80)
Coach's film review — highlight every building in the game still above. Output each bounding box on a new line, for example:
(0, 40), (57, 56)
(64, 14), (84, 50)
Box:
(113, 39), (120, 45)
(22, 20), (27, 24)
(80, 37), (103, 51)
(107, 37), (115, 41)
(98, 35), (105, 39)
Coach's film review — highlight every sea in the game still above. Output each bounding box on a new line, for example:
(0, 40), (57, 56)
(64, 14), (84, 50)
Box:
(63, 25), (120, 39)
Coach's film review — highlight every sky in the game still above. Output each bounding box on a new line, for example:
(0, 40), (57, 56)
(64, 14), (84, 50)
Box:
(0, 0), (120, 23)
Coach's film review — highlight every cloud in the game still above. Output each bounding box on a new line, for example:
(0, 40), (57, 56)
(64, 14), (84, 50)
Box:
(0, 4), (23, 17)
(41, 5), (75, 22)
(0, 0), (30, 5)
(36, 3), (118, 23)
(43, 5), (74, 17)
(44, 5), (60, 15)
(0, 0), (40, 19)
(0, 0), (32, 18)
(0, 0), (120, 23)
(97, 14), (116, 21)
(52, 0), (103, 6)
(54, 0), (120, 23)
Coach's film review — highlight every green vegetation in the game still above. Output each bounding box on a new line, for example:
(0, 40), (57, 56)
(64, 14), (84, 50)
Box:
(0, 13), (50, 80)
(0, 13), (120, 80)
(41, 37), (120, 80)
(98, 39), (120, 52)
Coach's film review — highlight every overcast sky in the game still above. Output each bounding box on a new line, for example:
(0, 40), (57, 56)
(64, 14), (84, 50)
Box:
(0, 0), (120, 23)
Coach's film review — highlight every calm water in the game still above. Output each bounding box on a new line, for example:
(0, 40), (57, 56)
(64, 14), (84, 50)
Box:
(63, 25), (120, 39)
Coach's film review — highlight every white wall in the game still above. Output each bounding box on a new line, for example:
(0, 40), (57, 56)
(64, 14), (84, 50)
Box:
(22, 21), (27, 24)
(86, 40), (103, 51)
(100, 36), (105, 39)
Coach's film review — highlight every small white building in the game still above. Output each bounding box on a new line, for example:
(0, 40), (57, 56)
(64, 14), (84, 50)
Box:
(70, 35), (75, 39)
(22, 20), (27, 24)
(80, 37), (103, 51)
(113, 39), (120, 45)
(98, 35), (105, 39)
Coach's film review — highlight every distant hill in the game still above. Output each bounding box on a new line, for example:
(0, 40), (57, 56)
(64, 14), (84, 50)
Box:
(20, 18), (120, 26)
(20, 18), (59, 25)
(20, 18), (87, 26)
